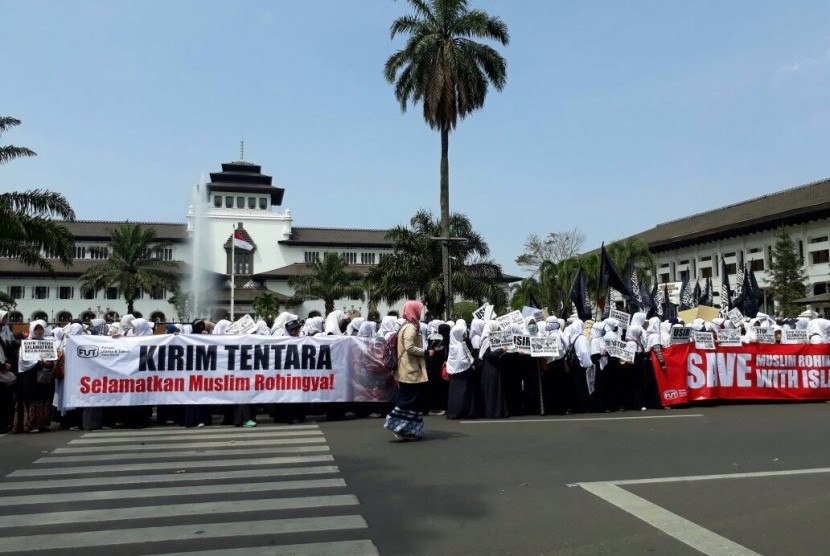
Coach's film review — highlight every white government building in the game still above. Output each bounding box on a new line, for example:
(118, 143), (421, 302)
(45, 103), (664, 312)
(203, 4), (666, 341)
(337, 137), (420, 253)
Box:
(0, 159), (395, 324)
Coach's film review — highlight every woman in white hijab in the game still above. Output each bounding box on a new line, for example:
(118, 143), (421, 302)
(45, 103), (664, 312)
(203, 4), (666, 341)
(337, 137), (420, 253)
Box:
(324, 310), (348, 336)
(564, 319), (592, 414)
(54, 322), (85, 429)
(345, 317), (365, 337)
(357, 320), (378, 338)
(379, 316), (400, 342)
(14, 320), (55, 433)
(445, 320), (479, 419)
(302, 316), (324, 337)
(270, 312), (299, 336)
(131, 318), (153, 337)
(255, 320), (270, 336)
(479, 320), (509, 418)
(119, 314), (136, 336)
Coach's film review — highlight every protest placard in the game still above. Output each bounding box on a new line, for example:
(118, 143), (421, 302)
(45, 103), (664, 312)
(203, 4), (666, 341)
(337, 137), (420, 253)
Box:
(727, 308), (743, 328)
(609, 309), (631, 329)
(693, 331), (716, 350)
(496, 310), (525, 328)
(670, 327), (692, 344)
(20, 339), (58, 362)
(715, 328), (742, 347)
(488, 331), (513, 352)
(606, 340), (635, 363)
(530, 336), (559, 358)
(226, 314), (258, 335)
(783, 329), (808, 344)
(512, 335), (532, 354)
(756, 327), (776, 344)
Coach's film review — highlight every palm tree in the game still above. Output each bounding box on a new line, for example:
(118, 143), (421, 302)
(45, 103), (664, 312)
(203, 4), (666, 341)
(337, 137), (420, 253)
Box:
(289, 252), (364, 315)
(385, 0), (509, 317)
(79, 223), (179, 315)
(367, 209), (506, 317)
(0, 117), (75, 272)
(252, 291), (280, 325)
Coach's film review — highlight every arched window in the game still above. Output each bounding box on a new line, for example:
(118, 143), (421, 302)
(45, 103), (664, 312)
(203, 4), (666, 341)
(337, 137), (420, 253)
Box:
(31, 311), (48, 322)
(132, 311), (143, 318)
(8, 311), (23, 323)
(105, 310), (120, 323)
(149, 311), (166, 323)
(56, 311), (73, 323)
(79, 311), (95, 322)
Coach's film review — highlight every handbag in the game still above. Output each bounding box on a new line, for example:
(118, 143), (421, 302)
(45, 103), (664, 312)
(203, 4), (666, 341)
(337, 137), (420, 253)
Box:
(441, 361), (450, 381)
(53, 352), (65, 380)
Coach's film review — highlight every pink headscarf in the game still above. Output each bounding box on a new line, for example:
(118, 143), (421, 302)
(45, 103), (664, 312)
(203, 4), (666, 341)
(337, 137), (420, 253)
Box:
(402, 300), (423, 325)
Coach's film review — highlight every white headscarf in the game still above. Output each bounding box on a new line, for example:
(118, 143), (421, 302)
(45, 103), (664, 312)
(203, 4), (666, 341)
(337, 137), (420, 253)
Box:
(213, 319), (231, 335)
(132, 318), (153, 336)
(120, 314), (136, 335)
(357, 321), (377, 338)
(271, 312), (299, 336)
(302, 316), (324, 336)
(469, 318), (486, 349)
(324, 310), (347, 335)
(631, 312), (647, 329)
(446, 321), (473, 374)
(479, 320), (502, 356)
(345, 317), (365, 336)
(380, 316), (400, 341)
(255, 320), (270, 335)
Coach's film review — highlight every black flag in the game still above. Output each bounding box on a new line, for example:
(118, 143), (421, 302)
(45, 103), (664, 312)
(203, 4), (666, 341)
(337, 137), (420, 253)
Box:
(567, 267), (593, 321)
(692, 280), (701, 308)
(528, 293), (542, 310)
(599, 244), (634, 305)
(720, 259), (732, 315)
(679, 274), (695, 311)
(626, 259), (644, 312)
(662, 283), (674, 318)
(741, 268), (761, 318)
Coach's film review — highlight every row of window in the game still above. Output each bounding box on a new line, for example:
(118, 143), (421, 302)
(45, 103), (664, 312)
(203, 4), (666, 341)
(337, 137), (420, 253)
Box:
(3, 310), (169, 324)
(214, 195), (269, 210)
(303, 251), (380, 265)
(71, 247), (174, 261)
(7, 286), (166, 301)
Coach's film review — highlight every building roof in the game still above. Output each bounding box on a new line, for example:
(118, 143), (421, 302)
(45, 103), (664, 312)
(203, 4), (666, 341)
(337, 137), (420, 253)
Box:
(279, 227), (392, 248)
(254, 263), (373, 280)
(627, 177), (830, 253)
(207, 160), (285, 206)
(60, 220), (187, 242)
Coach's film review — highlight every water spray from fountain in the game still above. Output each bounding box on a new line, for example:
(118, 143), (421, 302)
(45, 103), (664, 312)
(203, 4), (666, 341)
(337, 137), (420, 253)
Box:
(186, 172), (213, 321)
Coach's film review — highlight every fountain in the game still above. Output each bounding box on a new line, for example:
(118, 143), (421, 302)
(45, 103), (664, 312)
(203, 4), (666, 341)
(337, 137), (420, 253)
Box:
(186, 173), (213, 321)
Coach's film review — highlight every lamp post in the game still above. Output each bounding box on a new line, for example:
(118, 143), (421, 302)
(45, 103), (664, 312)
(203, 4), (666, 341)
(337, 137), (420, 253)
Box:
(431, 237), (468, 321)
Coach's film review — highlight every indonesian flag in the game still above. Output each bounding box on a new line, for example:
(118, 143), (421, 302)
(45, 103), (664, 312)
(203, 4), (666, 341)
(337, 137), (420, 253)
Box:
(232, 230), (253, 251)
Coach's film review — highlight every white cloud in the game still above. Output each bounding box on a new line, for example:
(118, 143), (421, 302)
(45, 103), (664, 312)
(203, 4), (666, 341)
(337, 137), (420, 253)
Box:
(778, 62), (800, 73)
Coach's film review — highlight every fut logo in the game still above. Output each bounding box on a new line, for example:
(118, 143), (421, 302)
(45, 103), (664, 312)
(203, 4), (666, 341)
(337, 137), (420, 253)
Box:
(663, 389), (680, 401)
(77, 346), (99, 358)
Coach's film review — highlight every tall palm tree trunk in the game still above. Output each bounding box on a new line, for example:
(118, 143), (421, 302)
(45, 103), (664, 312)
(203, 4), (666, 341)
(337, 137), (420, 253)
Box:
(440, 126), (451, 319)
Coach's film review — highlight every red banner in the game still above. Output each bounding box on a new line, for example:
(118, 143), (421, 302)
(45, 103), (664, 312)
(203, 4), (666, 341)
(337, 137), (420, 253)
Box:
(651, 343), (830, 406)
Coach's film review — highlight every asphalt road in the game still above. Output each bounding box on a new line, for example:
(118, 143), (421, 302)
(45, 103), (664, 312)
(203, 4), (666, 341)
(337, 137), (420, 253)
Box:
(1, 403), (829, 555)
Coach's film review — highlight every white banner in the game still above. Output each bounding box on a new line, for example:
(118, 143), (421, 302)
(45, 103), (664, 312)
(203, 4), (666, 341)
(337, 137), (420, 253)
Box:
(64, 335), (397, 408)
(693, 331), (716, 351)
(530, 336), (559, 358)
(20, 339), (59, 362)
(783, 329), (808, 344)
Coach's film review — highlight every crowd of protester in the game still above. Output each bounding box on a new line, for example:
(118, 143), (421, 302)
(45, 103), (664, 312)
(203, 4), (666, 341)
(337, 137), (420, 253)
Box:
(1, 305), (827, 437)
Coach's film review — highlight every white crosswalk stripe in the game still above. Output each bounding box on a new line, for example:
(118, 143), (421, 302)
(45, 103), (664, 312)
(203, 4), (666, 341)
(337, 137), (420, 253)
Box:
(0, 423), (379, 555)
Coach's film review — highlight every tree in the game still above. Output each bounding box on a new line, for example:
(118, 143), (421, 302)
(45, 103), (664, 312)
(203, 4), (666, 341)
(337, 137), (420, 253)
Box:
(367, 209), (506, 317)
(516, 228), (586, 276)
(289, 252), (364, 315)
(768, 227), (807, 317)
(0, 117), (75, 272)
(385, 0), (509, 318)
(509, 278), (543, 310)
(252, 291), (280, 325)
(79, 223), (179, 315)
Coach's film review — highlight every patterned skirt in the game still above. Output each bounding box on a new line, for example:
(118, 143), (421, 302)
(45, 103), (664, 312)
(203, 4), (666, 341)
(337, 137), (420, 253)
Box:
(383, 382), (428, 440)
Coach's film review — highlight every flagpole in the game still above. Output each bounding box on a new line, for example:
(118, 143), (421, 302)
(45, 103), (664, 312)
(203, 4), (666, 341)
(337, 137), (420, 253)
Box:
(230, 225), (235, 320)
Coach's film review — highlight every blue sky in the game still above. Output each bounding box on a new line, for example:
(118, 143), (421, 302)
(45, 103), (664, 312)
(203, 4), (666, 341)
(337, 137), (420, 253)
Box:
(3, 0), (830, 276)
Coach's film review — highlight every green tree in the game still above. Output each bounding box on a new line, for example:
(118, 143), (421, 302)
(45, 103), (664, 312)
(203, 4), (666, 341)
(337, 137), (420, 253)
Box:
(0, 117), (75, 272)
(385, 0), (509, 317)
(509, 278), (543, 310)
(289, 252), (364, 315)
(251, 291), (280, 324)
(768, 227), (807, 317)
(367, 209), (506, 317)
(79, 223), (179, 315)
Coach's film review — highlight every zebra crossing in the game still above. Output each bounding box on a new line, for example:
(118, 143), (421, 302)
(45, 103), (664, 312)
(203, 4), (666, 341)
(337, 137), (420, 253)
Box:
(0, 423), (380, 555)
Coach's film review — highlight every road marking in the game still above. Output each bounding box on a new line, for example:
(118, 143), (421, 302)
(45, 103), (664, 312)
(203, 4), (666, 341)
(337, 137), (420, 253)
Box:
(579, 482), (761, 556)
(70, 430), (323, 444)
(0, 494), (358, 527)
(461, 414), (705, 424)
(156, 540), (380, 556)
(83, 424), (320, 437)
(0, 478), (347, 506)
(0, 515), (369, 553)
(51, 436), (326, 453)
(37, 445), (329, 463)
(609, 466), (830, 486)
(9, 454), (334, 477)
(0, 465), (340, 491)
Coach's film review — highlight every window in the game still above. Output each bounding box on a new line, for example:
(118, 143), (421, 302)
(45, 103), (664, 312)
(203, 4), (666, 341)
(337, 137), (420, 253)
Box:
(748, 247), (762, 254)
(700, 256), (711, 262)
(229, 252), (253, 275)
(811, 250), (830, 264)
(659, 273), (670, 284)
(105, 287), (118, 300)
(75, 246), (86, 259)
(659, 263), (669, 268)
(225, 196), (233, 208)
(79, 310), (95, 322)
(679, 259), (689, 265)
(33, 286), (49, 299)
(679, 270), (689, 282)
(724, 263), (737, 274)
(153, 248), (173, 261)
(81, 288), (96, 300)
(150, 311), (166, 323)
(248, 197), (256, 209)
(799, 241), (804, 263)
(809, 236), (828, 244)
(56, 311), (72, 323)
(723, 252), (736, 258)
(236, 196), (245, 208)
(360, 252), (376, 265)
(701, 267), (713, 278)
(815, 283), (827, 296)
(304, 251), (320, 263)
(214, 195), (222, 208)
(149, 288), (166, 300)
(259, 198), (268, 210)
(90, 247), (108, 260)
(7, 286), (24, 299)
(31, 311), (48, 321)
(341, 252), (357, 265)
(58, 286), (74, 300)
(749, 259), (765, 272)
(8, 311), (23, 323)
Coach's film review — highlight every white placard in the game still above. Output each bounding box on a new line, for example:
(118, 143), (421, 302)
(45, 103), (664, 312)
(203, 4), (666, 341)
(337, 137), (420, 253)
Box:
(473, 303), (495, 322)
(609, 309), (632, 329)
(512, 334), (532, 354)
(20, 339), (59, 362)
(727, 308), (743, 328)
(488, 330), (513, 352)
(783, 329), (808, 344)
(715, 328), (742, 347)
(530, 336), (559, 358)
(693, 331), (716, 351)
(669, 327), (692, 344)
(755, 327), (776, 344)
(496, 310), (525, 328)
(226, 314), (258, 335)
(606, 340), (635, 363)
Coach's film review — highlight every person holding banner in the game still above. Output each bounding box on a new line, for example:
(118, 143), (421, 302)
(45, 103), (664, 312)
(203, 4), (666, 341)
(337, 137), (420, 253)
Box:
(564, 320), (591, 414)
(13, 320), (55, 434)
(383, 300), (428, 441)
(479, 320), (509, 418)
(445, 320), (480, 420)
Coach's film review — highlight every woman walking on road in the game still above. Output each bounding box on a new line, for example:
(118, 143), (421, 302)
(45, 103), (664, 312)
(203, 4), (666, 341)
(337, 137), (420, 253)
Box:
(383, 300), (428, 441)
